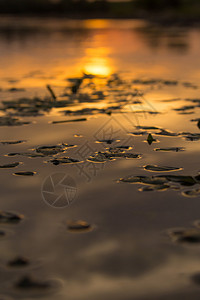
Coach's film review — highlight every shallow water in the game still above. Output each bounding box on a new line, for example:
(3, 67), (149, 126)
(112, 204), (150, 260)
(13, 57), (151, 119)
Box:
(0, 17), (200, 299)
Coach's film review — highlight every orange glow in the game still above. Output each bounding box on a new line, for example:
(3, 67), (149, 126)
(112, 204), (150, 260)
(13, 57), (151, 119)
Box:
(84, 59), (112, 76)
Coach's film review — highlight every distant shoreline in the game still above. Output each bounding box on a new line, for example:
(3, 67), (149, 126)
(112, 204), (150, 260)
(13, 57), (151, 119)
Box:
(0, 13), (200, 27)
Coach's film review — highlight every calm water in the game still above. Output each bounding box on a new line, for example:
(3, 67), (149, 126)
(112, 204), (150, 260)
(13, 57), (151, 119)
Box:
(0, 17), (200, 299)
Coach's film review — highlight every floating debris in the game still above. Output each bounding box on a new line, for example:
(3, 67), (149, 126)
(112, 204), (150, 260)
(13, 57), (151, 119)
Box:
(0, 230), (6, 237)
(182, 188), (200, 197)
(52, 118), (87, 124)
(15, 275), (51, 290)
(35, 144), (70, 156)
(88, 150), (141, 163)
(96, 139), (120, 145)
(0, 116), (30, 127)
(181, 133), (200, 141)
(144, 165), (182, 172)
(0, 211), (24, 224)
(67, 220), (93, 233)
(71, 78), (83, 94)
(47, 157), (83, 165)
(158, 175), (197, 186)
(74, 134), (83, 137)
(136, 125), (161, 130)
(154, 147), (185, 152)
(169, 228), (200, 244)
(139, 184), (169, 192)
(8, 257), (30, 267)
(8, 87), (25, 92)
(0, 140), (26, 145)
(13, 171), (36, 176)
(182, 82), (198, 89)
(0, 162), (21, 168)
(155, 129), (178, 137)
(87, 152), (115, 163)
(107, 146), (132, 151)
(129, 131), (147, 136)
(174, 105), (196, 112)
(6, 152), (45, 158)
(46, 84), (57, 100)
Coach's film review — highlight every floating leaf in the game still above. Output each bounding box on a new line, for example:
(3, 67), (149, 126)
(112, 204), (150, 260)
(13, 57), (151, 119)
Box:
(13, 171), (36, 176)
(0, 211), (24, 224)
(0, 116), (30, 126)
(15, 275), (51, 290)
(129, 131), (147, 136)
(6, 152), (45, 158)
(136, 125), (160, 130)
(154, 147), (185, 152)
(182, 189), (200, 197)
(118, 176), (147, 184)
(144, 165), (182, 172)
(48, 157), (83, 165)
(87, 152), (115, 163)
(52, 118), (87, 124)
(35, 144), (70, 156)
(181, 133), (200, 141)
(67, 220), (92, 232)
(0, 162), (21, 168)
(96, 139), (120, 144)
(155, 129), (178, 137)
(140, 176), (168, 185)
(8, 257), (30, 267)
(139, 184), (169, 192)
(169, 228), (200, 244)
(0, 140), (26, 145)
(159, 175), (197, 186)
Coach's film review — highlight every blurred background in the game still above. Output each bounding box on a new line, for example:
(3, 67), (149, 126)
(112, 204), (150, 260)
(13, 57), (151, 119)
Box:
(0, 0), (200, 23)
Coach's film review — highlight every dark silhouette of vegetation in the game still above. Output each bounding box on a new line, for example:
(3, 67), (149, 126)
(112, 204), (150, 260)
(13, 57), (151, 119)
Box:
(0, 0), (200, 23)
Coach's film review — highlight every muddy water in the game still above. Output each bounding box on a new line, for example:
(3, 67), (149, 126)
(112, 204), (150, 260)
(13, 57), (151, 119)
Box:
(0, 17), (200, 299)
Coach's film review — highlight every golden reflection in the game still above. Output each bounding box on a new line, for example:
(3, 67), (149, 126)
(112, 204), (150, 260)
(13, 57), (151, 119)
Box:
(82, 41), (113, 76)
(83, 19), (110, 29)
(84, 58), (112, 76)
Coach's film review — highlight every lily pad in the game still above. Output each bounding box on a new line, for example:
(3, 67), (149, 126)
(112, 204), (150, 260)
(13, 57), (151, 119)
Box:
(144, 165), (182, 172)
(35, 144), (68, 156)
